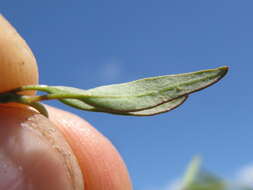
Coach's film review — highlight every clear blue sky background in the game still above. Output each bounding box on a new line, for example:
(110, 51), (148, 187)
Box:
(1, 1), (252, 189)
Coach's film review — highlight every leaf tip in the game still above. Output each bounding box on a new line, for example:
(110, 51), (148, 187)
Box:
(217, 66), (229, 78)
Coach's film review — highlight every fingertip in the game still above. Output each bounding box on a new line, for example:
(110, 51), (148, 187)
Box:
(47, 106), (132, 190)
(0, 16), (38, 95)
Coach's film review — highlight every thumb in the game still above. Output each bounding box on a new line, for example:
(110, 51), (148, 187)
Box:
(0, 105), (83, 190)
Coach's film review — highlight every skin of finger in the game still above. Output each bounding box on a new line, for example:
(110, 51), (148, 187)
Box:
(47, 105), (133, 190)
(0, 15), (38, 95)
(0, 105), (84, 190)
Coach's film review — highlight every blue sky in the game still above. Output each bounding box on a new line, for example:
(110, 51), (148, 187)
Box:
(1, 1), (253, 189)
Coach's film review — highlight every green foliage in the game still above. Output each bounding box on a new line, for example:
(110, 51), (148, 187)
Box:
(186, 171), (226, 190)
(0, 66), (228, 117)
(180, 158), (253, 190)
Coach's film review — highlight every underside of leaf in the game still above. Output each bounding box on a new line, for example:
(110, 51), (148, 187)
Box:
(79, 66), (228, 111)
(15, 66), (228, 116)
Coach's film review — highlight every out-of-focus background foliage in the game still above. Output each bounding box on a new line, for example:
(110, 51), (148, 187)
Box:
(175, 158), (252, 190)
(1, 1), (253, 189)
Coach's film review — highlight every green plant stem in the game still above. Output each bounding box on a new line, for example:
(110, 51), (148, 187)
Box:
(21, 93), (90, 102)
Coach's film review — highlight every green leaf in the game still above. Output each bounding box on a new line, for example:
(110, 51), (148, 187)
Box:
(62, 95), (188, 116)
(22, 102), (49, 117)
(17, 66), (228, 116)
(23, 85), (188, 116)
(123, 95), (188, 116)
(181, 156), (202, 189)
(78, 66), (228, 111)
(180, 157), (227, 190)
